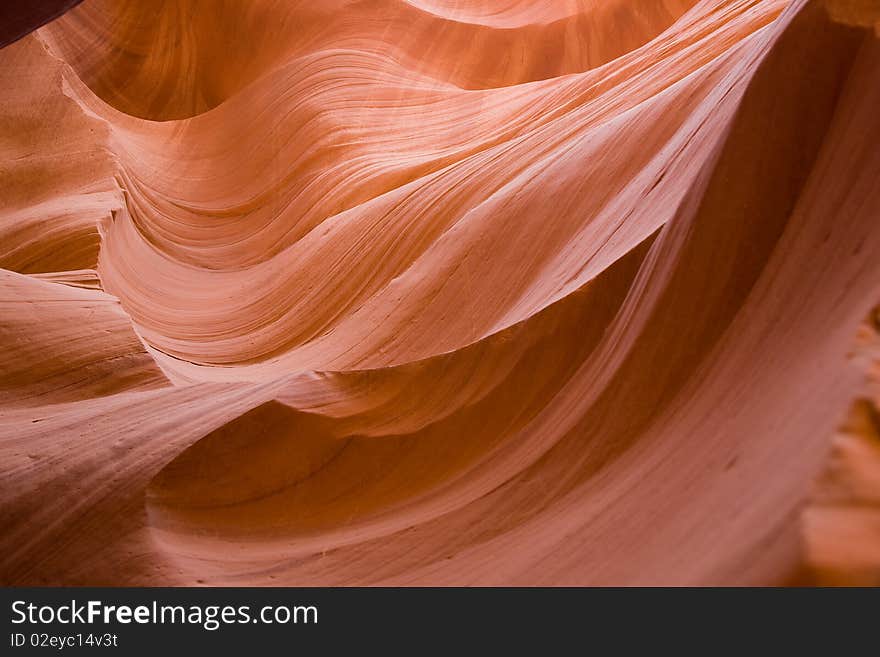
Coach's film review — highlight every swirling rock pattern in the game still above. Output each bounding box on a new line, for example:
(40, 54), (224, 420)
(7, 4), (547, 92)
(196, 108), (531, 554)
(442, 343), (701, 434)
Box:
(1, 0), (879, 585)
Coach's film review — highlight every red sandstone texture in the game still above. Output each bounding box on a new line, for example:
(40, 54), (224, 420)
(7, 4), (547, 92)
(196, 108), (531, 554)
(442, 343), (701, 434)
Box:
(0, 0), (878, 586)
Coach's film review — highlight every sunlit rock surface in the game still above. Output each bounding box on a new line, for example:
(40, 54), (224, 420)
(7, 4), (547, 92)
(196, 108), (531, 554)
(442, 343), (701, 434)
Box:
(1, 0), (879, 585)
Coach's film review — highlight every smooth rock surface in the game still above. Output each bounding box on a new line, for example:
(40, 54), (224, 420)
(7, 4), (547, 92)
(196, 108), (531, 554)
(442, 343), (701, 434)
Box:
(1, 0), (878, 585)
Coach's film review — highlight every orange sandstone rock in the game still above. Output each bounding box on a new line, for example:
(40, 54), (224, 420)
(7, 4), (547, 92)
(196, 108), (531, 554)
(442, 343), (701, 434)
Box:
(1, 0), (878, 586)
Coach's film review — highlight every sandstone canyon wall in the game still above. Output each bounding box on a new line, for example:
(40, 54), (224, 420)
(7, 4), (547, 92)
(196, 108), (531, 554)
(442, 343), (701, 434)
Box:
(1, 0), (878, 585)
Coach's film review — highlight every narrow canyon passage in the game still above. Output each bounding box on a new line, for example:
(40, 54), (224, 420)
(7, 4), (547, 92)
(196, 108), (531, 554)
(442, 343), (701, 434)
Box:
(1, 0), (878, 585)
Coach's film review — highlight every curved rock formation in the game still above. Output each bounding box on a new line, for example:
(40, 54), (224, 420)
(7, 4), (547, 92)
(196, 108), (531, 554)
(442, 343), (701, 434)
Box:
(1, 0), (878, 585)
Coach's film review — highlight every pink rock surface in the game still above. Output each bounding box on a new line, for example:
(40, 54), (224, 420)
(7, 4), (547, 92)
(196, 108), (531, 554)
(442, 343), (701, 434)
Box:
(1, 0), (878, 585)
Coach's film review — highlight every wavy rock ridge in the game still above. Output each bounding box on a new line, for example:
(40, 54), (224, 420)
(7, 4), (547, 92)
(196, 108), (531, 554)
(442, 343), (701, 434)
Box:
(1, 0), (879, 585)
